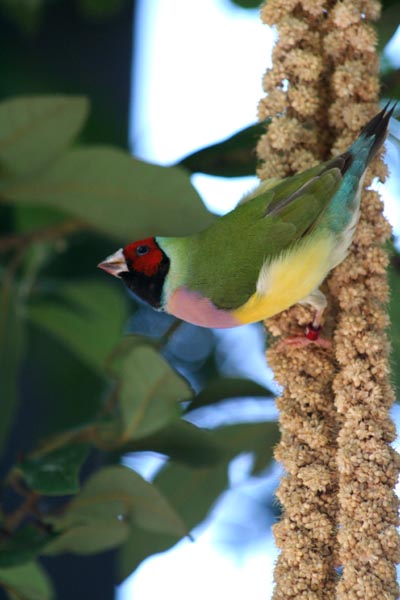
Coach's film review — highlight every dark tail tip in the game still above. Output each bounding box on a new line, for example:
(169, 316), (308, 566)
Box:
(359, 101), (397, 163)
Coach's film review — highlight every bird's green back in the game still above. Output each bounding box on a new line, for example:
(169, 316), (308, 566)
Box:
(162, 161), (343, 310)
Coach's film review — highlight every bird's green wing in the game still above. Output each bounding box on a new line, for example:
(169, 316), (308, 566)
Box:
(262, 165), (342, 235)
(184, 162), (343, 309)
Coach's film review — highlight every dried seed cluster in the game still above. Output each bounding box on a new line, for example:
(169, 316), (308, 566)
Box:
(267, 344), (339, 599)
(258, 0), (334, 179)
(259, 0), (339, 598)
(258, 0), (399, 598)
(326, 2), (400, 595)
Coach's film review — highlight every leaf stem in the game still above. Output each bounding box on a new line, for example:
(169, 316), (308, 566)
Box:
(157, 318), (182, 348)
(0, 218), (86, 253)
(3, 491), (39, 533)
(0, 245), (26, 343)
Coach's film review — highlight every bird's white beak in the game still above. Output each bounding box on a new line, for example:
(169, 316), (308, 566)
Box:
(97, 248), (128, 277)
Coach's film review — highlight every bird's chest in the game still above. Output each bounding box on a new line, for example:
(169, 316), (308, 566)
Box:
(166, 287), (241, 328)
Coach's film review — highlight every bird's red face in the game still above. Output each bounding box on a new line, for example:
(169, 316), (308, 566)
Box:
(123, 237), (164, 277)
(98, 237), (170, 308)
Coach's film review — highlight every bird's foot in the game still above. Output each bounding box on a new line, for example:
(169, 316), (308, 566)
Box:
(276, 324), (332, 351)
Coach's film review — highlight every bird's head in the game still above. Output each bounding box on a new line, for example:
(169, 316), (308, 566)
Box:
(98, 237), (170, 308)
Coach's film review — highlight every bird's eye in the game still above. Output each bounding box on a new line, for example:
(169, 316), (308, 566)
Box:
(136, 245), (150, 256)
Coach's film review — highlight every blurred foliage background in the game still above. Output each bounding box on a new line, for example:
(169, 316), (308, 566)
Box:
(0, 1), (399, 599)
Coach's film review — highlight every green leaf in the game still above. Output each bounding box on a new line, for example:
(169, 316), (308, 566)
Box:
(187, 377), (273, 412)
(104, 334), (158, 376)
(117, 345), (192, 442)
(0, 96), (88, 179)
(20, 444), (90, 495)
(1, 147), (215, 240)
(119, 461), (229, 580)
(0, 281), (25, 454)
(58, 465), (187, 537)
(0, 561), (53, 600)
(0, 525), (58, 568)
(119, 420), (279, 579)
(217, 421), (280, 474)
(156, 461), (229, 530)
(77, 0), (127, 20)
(26, 321), (106, 437)
(0, 0), (46, 35)
(43, 520), (129, 555)
(229, 0), (261, 8)
(13, 205), (68, 233)
(381, 69), (400, 103)
(27, 279), (127, 374)
(179, 122), (267, 177)
(376, 6), (400, 52)
(118, 527), (176, 582)
(381, 0), (400, 11)
(122, 420), (221, 467)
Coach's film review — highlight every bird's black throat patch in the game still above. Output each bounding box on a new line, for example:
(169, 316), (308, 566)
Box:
(120, 247), (170, 309)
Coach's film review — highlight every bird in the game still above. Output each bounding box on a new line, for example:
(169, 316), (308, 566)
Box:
(98, 104), (394, 346)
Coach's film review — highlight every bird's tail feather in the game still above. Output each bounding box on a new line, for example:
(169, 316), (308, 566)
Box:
(325, 102), (396, 228)
(350, 101), (396, 165)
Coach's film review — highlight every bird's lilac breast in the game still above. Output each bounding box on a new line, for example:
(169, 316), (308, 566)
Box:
(166, 287), (241, 329)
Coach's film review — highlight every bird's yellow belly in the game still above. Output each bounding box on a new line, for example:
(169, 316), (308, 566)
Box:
(232, 234), (334, 325)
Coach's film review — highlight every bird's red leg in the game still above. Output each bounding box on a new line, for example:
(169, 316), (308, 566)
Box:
(276, 307), (332, 351)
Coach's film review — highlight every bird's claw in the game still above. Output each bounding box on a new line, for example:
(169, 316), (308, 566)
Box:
(275, 323), (332, 351)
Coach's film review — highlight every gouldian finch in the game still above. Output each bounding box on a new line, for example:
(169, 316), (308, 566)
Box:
(99, 104), (394, 342)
